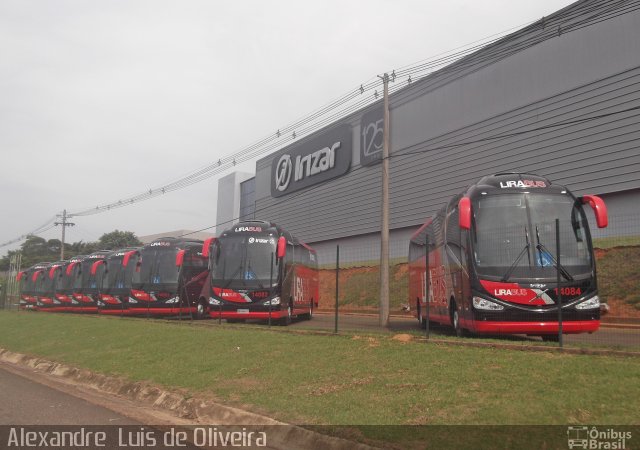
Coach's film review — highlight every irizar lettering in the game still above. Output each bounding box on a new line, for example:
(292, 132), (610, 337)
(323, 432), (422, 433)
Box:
(294, 141), (340, 182)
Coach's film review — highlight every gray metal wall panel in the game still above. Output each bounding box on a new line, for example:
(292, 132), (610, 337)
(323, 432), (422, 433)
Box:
(310, 228), (414, 267)
(253, 1), (640, 245)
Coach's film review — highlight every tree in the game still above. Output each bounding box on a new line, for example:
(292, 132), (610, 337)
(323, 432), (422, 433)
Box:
(97, 230), (142, 250)
(0, 235), (62, 270)
(0, 230), (142, 270)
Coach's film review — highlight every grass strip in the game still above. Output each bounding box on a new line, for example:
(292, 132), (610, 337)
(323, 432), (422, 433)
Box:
(0, 311), (639, 427)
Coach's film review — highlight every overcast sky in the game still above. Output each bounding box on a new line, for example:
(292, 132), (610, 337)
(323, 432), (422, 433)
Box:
(0, 0), (576, 253)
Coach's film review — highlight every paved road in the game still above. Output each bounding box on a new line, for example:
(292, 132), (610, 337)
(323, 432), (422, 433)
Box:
(0, 366), (137, 425)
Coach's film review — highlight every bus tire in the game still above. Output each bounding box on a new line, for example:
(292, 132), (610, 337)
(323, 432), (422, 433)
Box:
(280, 301), (293, 326)
(196, 299), (208, 320)
(416, 299), (426, 329)
(301, 299), (313, 320)
(451, 300), (465, 337)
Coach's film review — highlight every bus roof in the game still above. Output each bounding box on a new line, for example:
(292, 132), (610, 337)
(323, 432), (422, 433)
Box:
(467, 172), (568, 195)
(219, 219), (316, 253)
(144, 237), (203, 250)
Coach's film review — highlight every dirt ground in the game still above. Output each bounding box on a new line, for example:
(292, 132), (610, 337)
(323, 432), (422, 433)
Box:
(318, 247), (640, 318)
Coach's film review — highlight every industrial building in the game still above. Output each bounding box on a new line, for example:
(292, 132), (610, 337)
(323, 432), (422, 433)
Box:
(217, 0), (640, 263)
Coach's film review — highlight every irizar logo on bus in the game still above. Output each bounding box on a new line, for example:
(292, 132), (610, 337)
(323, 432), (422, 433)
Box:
(150, 241), (171, 247)
(499, 180), (547, 188)
(248, 237), (271, 244)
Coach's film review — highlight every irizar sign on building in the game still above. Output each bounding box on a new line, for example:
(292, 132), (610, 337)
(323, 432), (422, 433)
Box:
(270, 125), (352, 198)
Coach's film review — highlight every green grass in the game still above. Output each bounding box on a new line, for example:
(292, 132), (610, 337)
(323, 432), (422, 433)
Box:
(596, 246), (640, 310)
(593, 235), (640, 249)
(320, 263), (408, 311)
(0, 311), (639, 428)
(318, 245), (640, 312)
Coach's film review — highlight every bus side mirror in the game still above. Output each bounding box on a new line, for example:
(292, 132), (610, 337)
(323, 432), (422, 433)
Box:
(17, 271), (25, 281)
(277, 237), (287, 260)
(49, 266), (59, 279)
(122, 250), (137, 267)
(458, 197), (472, 230)
(91, 260), (105, 276)
(66, 262), (76, 276)
(202, 237), (216, 258)
(32, 271), (41, 282)
(176, 250), (185, 267)
(581, 195), (608, 228)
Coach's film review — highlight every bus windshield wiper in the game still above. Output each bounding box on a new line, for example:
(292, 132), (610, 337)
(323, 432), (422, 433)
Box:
(222, 265), (245, 289)
(501, 227), (531, 282)
(246, 258), (265, 289)
(535, 225), (574, 281)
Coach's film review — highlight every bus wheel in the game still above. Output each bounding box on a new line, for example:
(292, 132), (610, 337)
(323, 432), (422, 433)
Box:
(280, 302), (293, 326)
(451, 301), (465, 337)
(417, 299), (426, 329)
(302, 299), (313, 320)
(196, 300), (208, 320)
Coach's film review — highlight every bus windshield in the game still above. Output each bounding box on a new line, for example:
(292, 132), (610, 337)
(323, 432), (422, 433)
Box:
(211, 235), (277, 288)
(22, 273), (36, 294)
(81, 260), (105, 291)
(61, 265), (78, 292)
(472, 193), (592, 280)
(40, 271), (56, 294)
(104, 256), (135, 290)
(135, 247), (180, 287)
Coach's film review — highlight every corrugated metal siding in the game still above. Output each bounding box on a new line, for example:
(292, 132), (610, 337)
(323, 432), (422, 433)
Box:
(254, 1), (640, 244)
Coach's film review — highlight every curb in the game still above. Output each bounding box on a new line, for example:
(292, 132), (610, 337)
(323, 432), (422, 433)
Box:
(0, 348), (377, 450)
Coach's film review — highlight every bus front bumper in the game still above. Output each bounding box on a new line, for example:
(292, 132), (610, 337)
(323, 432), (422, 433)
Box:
(208, 309), (287, 320)
(471, 319), (600, 335)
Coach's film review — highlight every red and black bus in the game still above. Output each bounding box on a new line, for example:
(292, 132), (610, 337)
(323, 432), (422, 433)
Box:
(57, 256), (87, 311)
(94, 248), (140, 315)
(409, 173), (608, 339)
(67, 251), (111, 313)
(34, 261), (70, 312)
(128, 238), (207, 316)
(17, 262), (51, 310)
(200, 220), (319, 324)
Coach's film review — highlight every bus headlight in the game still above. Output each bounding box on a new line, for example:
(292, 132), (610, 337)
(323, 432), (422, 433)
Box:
(575, 295), (600, 310)
(208, 297), (221, 306)
(165, 297), (179, 304)
(128, 297), (138, 304)
(264, 297), (281, 306)
(473, 297), (504, 311)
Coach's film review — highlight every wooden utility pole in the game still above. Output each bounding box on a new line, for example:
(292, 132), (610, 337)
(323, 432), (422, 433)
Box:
(54, 210), (75, 260)
(379, 73), (390, 328)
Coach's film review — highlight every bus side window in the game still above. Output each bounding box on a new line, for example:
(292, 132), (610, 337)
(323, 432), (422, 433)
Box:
(447, 206), (462, 264)
(409, 241), (419, 262)
(286, 243), (295, 265)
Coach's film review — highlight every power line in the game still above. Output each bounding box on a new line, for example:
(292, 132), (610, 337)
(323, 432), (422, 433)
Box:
(177, 103), (640, 238)
(2, 0), (636, 248)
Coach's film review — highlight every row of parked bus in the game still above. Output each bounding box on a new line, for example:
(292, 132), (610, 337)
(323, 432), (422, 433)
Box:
(17, 172), (609, 338)
(17, 221), (319, 325)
